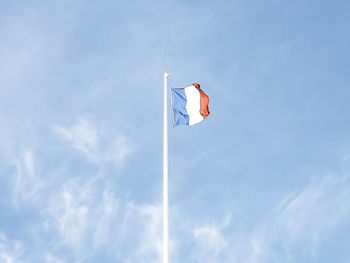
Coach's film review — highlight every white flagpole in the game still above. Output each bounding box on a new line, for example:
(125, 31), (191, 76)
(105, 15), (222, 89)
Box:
(163, 55), (169, 263)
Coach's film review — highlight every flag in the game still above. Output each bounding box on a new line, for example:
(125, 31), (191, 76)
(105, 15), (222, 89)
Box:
(171, 83), (210, 126)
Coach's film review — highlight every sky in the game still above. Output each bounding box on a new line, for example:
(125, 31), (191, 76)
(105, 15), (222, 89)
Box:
(0, 0), (350, 262)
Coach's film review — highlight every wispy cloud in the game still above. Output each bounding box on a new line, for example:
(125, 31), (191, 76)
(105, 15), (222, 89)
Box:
(176, 174), (350, 263)
(5, 132), (350, 263)
(243, 178), (347, 263)
(192, 217), (229, 263)
(47, 180), (90, 247)
(0, 233), (22, 263)
(254, 174), (350, 262)
(54, 119), (98, 158)
(122, 202), (162, 263)
(53, 118), (135, 163)
(45, 254), (64, 263)
(273, 174), (350, 249)
(45, 177), (162, 262)
(1, 117), (157, 262)
(13, 150), (43, 207)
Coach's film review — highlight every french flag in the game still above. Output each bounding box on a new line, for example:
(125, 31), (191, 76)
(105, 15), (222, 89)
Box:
(171, 83), (210, 126)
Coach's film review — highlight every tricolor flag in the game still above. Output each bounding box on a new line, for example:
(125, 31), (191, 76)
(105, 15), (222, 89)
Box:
(171, 83), (210, 126)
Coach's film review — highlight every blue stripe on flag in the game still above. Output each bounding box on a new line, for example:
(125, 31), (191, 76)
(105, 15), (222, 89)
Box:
(171, 88), (189, 126)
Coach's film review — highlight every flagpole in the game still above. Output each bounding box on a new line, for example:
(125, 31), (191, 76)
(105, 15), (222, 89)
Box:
(163, 55), (169, 263)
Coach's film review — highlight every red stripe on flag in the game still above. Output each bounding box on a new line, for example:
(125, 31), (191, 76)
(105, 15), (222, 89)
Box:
(194, 86), (210, 119)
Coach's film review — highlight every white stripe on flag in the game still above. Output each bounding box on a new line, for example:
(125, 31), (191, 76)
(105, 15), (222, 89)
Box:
(184, 86), (204, 125)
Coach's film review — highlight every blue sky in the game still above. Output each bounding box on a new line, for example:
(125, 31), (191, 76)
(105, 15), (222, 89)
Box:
(1, 0), (350, 262)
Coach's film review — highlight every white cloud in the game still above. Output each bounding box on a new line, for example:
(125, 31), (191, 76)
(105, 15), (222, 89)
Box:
(106, 135), (135, 162)
(45, 177), (162, 262)
(5, 145), (350, 263)
(189, 215), (230, 263)
(46, 254), (65, 263)
(53, 119), (135, 163)
(92, 190), (120, 249)
(1, 119), (144, 262)
(47, 181), (90, 247)
(274, 174), (350, 246)
(178, 174), (350, 263)
(13, 150), (42, 206)
(53, 119), (98, 157)
(125, 202), (162, 263)
(194, 226), (226, 254)
(239, 174), (350, 263)
(0, 233), (22, 263)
